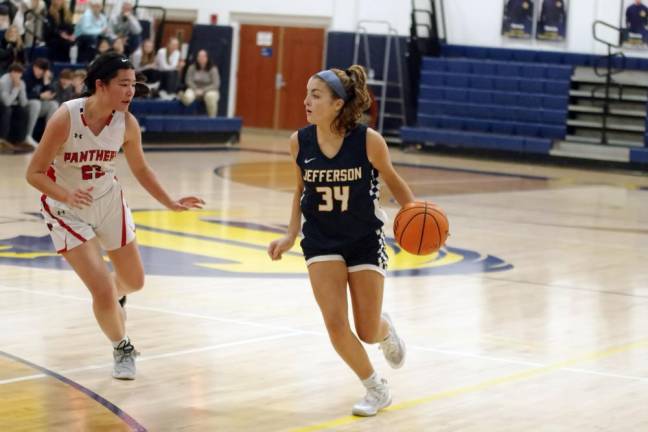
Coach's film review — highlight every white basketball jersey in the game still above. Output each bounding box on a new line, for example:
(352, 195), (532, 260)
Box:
(49, 98), (126, 200)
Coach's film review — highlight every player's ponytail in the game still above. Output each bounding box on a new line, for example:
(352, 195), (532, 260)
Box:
(314, 65), (372, 135)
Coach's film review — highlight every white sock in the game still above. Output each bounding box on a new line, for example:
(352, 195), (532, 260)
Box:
(112, 336), (129, 349)
(361, 372), (383, 389)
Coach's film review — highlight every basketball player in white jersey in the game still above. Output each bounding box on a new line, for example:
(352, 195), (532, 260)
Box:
(26, 52), (204, 379)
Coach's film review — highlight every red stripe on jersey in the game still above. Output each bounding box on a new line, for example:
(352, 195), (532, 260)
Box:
(120, 190), (127, 247)
(80, 108), (88, 126)
(46, 166), (56, 181)
(41, 195), (87, 244)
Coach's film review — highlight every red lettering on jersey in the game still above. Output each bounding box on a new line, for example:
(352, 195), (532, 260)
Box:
(64, 153), (71, 162)
(79, 151), (89, 162)
(69, 152), (79, 163)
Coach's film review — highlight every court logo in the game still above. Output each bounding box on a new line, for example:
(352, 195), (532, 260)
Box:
(0, 210), (512, 277)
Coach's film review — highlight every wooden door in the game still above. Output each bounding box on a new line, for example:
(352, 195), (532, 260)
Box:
(278, 27), (325, 130)
(160, 21), (194, 47)
(236, 25), (279, 128)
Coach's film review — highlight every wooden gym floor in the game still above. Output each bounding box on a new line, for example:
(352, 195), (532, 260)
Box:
(1, 129), (648, 431)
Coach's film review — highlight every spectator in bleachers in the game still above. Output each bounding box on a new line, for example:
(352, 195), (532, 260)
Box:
(2, 0), (22, 29)
(0, 4), (11, 30)
(95, 37), (111, 58)
(22, 0), (47, 48)
(71, 68), (86, 98)
(0, 62), (32, 153)
(109, 0), (141, 55)
(155, 36), (183, 99)
(44, 0), (75, 62)
(74, 0), (111, 63)
(0, 25), (25, 74)
(110, 36), (125, 56)
(23, 57), (58, 145)
(131, 38), (158, 94)
(53, 67), (73, 103)
(180, 49), (220, 117)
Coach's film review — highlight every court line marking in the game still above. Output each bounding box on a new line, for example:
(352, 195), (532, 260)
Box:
(0, 350), (147, 432)
(0, 331), (303, 386)
(3, 285), (648, 385)
(290, 339), (648, 432)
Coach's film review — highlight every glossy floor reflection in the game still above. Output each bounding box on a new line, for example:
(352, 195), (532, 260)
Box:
(1, 130), (648, 431)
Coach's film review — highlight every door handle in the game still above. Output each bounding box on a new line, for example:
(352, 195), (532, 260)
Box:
(276, 72), (286, 90)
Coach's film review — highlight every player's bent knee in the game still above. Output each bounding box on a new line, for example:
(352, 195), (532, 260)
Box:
(127, 274), (145, 292)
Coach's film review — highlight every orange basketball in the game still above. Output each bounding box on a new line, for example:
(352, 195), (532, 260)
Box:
(393, 201), (449, 255)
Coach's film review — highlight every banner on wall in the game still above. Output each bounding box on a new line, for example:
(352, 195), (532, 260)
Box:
(536, 0), (568, 41)
(621, 0), (648, 48)
(502, 0), (535, 39)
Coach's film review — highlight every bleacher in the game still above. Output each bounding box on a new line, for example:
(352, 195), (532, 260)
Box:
(401, 56), (573, 155)
(130, 100), (241, 143)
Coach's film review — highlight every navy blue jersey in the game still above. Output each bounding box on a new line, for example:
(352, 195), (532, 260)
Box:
(297, 124), (386, 251)
(627, 3), (648, 33)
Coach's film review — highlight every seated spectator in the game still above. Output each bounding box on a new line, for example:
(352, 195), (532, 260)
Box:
(0, 25), (24, 75)
(155, 36), (183, 99)
(131, 38), (157, 77)
(44, 0), (75, 62)
(22, 0), (47, 48)
(110, 36), (125, 56)
(180, 49), (220, 117)
(54, 67), (74, 103)
(71, 68), (86, 98)
(94, 36), (111, 58)
(23, 57), (58, 145)
(74, 0), (111, 63)
(0, 63), (32, 153)
(109, 0), (141, 55)
(0, 4), (11, 31)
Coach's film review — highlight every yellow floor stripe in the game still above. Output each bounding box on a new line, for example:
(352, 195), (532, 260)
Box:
(291, 339), (648, 431)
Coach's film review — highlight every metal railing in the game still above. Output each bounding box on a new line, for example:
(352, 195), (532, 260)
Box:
(592, 20), (627, 145)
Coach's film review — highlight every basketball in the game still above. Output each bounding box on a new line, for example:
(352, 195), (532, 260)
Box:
(393, 201), (449, 255)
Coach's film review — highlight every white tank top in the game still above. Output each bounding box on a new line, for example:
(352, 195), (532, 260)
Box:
(49, 97), (126, 200)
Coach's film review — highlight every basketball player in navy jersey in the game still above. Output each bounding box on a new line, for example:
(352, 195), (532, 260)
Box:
(268, 65), (415, 416)
(26, 52), (204, 380)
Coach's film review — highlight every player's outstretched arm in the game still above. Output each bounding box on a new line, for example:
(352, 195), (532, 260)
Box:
(122, 112), (205, 211)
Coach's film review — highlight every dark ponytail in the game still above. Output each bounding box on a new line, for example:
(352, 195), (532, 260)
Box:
(314, 65), (372, 135)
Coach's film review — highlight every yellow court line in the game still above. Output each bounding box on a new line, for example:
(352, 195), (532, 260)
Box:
(291, 339), (648, 432)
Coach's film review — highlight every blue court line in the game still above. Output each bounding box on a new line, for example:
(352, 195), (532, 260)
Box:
(0, 350), (147, 432)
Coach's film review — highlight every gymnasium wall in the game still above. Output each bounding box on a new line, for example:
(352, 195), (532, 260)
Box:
(141, 0), (648, 58)
(443, 0), (634, 56)
(136, 0), (411, 35)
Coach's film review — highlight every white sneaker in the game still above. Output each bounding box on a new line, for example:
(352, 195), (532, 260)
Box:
(352, 378), (391, 416)
(112, 339), (139, 380)
(25, 136), (38, 147)
(379, 313), (406, 369)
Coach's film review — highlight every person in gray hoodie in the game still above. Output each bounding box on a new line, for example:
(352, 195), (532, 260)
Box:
(0, 63), (32, 153)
